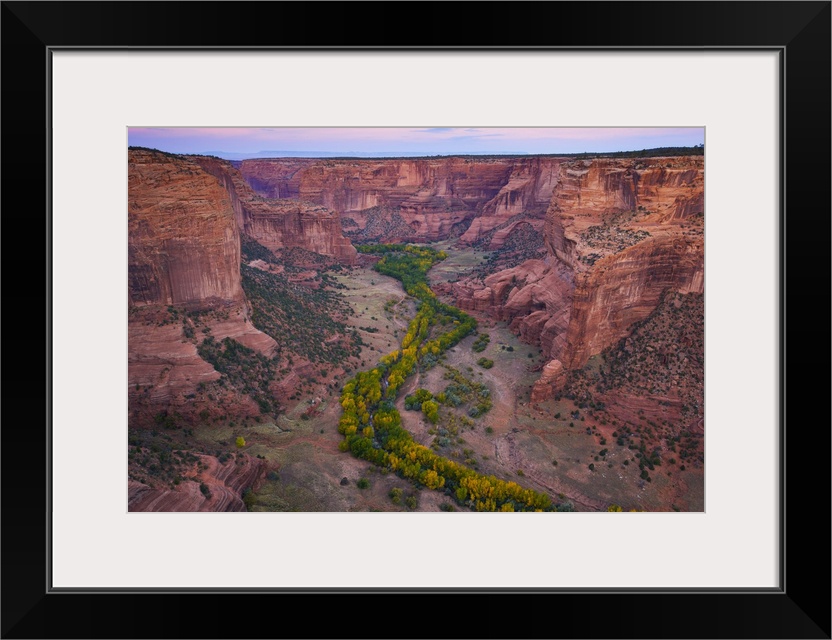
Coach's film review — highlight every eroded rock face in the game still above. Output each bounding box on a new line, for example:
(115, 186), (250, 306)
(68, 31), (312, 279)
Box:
(128, 150), (277, 418)
(487, 219), (546, 251)
(563, 234), (703, 370)
(128, 149), (245, 308)
(127, 305), (278, 422)
(449, 156), (704, 400)
(531, 359), (566, 403)
(128, 453), (264, 512)
(240, 157), (562, 243)
(192, 156), (357, 264)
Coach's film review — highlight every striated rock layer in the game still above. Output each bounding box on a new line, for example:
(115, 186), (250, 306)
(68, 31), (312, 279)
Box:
(562, 234), (703, 370)
(128, 453), (265, 512)
(192, 156), (356, 264)
(240, 156), (562, 244)
(450, 156), (704, 401)
(129, 149), (245, 309)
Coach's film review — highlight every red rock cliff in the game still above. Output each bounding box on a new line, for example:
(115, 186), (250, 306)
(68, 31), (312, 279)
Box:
(191, 156), (356, 264)
(240, 157), (561, 243)
(128, 149), (276, 419)
(129, 149), (245, 309)
(562, 234), (703, 370)
(449, 156), (704, 400)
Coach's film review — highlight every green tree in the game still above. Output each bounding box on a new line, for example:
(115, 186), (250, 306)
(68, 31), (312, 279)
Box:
(422, 400), (439, 424)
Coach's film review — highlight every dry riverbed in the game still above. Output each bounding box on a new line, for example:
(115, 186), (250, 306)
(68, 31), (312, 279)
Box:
(238, 252), (701, 512)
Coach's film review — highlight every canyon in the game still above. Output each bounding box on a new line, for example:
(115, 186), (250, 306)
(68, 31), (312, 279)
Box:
(445, 156), (704, 410)
(240, 156), (560, 245)
(128, 149), (357, 418)
(128, 148), (704, 512)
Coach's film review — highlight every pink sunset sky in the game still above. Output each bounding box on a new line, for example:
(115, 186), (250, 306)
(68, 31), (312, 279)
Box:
(128, 127), (704, 159)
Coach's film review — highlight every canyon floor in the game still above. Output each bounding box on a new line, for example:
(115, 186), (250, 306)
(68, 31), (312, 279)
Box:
(139, 243), (701, 512)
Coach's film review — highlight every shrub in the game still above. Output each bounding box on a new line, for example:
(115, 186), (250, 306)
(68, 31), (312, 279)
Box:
(422, 400), (439, 424)
(472, 333), (490, 352)
(235, 436), (246, 448)
(357, 477), (370, 489)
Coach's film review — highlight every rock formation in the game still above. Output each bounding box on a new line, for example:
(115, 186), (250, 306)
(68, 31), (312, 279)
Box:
(128, 452), (264, 512)
(240, 157), (561, 244)
(191, 156), (356, 264)
(128, 149), (277, 419)
(128, 149), (245, 309)
(450, 156), (704, 400)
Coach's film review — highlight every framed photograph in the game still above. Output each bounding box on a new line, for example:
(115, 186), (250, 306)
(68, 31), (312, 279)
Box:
(4, 1), (829, 638)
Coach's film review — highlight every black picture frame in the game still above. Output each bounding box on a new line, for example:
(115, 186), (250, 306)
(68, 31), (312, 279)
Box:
(3, 2), (829, 638)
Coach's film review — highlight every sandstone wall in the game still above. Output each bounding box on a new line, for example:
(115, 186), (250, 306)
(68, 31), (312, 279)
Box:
(240, 156), (562, 243)
(128, 149), (277, 417)
(450, 156), (704, 399)
(128, 149), (245, 309)
(192, 156), (357, 264)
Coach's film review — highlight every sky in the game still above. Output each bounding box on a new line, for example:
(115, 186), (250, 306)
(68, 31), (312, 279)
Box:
(127, 127), (705, 159)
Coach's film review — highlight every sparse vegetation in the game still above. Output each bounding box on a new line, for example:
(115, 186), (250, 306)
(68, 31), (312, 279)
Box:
(472, 333), (490, 353)
(240, 238), (361, 366)
(129, 153), (703, 514)
(197, 336), (279, 416)
(337, 244), (553, 512)
(471, 218), (547, 277)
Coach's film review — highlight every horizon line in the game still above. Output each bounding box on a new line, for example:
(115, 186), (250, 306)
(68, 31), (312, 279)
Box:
(129, 143), (705, 161)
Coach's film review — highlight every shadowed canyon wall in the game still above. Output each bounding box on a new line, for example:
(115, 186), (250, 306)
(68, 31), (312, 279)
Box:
(192, 156), (356, 264)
